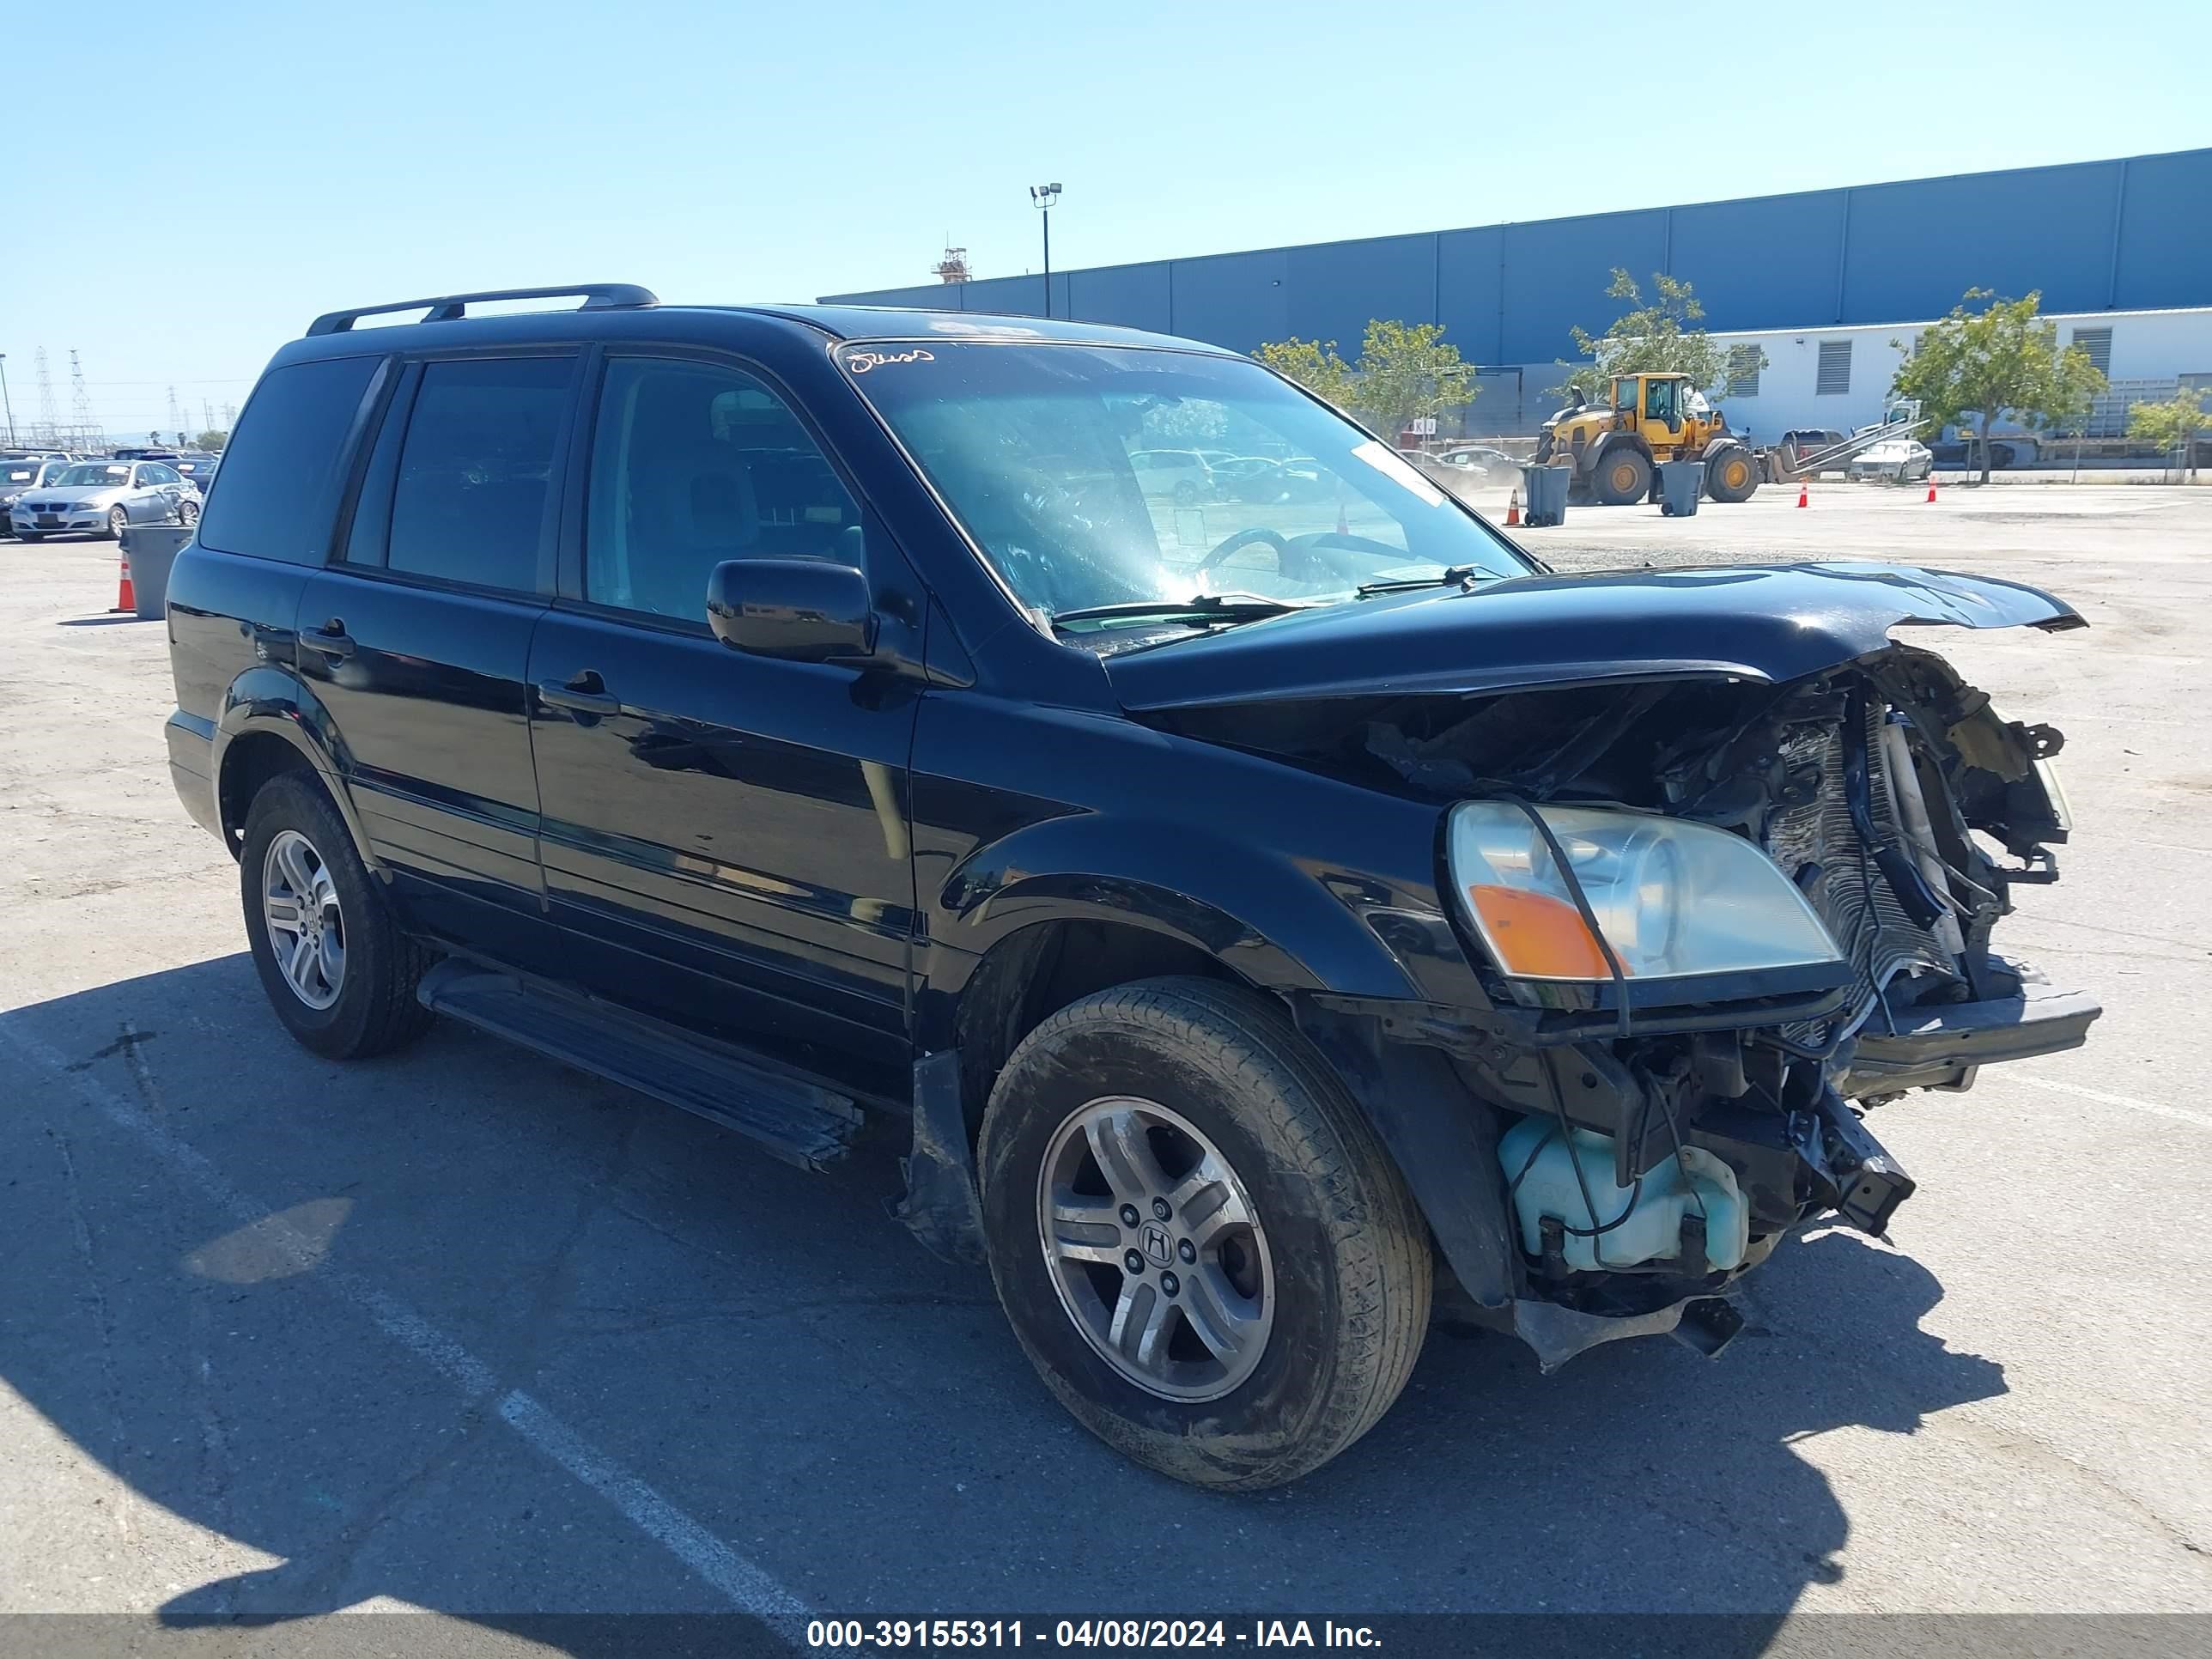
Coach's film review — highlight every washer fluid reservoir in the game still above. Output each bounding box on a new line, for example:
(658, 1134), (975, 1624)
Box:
(1498, 1116), (1749, 1274)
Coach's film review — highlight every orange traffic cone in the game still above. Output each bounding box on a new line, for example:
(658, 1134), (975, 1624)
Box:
(1925, 476), (1938, 503)
(1505, 488), (1522, 526)
(112, 550), (136, 614)
(1796, 481), (1809, 508)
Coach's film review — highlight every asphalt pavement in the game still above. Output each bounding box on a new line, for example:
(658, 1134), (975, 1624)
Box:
(2, 483), (2208, 1650)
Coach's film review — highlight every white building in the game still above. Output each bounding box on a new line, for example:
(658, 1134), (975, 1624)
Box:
(1706, 305), (2212, 457)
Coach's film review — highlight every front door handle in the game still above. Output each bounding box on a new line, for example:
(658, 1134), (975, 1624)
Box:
(303, 621), (356, 659)
(537, 673), (620, 717)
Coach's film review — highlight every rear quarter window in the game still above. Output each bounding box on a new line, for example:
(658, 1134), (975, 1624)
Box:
(197, 355), (382, 564)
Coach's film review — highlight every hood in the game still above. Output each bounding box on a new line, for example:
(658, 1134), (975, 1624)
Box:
(1103, 562), (2084, 712)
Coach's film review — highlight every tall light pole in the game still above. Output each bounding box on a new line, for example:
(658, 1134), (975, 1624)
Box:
(1029, 182), (1061, 319)
(0, 355), (15, 446)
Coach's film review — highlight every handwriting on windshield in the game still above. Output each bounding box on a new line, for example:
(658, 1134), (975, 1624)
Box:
(845, 348), (936, 374)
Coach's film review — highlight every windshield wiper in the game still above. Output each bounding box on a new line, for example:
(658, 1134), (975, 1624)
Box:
(1049, 592), (1310, 627)
(1354, 565), (1492, 599)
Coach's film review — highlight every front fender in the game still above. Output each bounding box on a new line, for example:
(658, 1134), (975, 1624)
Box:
(212, 668), (380, 873)
(933, 813), (1427, 1002)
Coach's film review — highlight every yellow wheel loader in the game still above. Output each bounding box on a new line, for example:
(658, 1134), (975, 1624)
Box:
(1534, 373), (1762, 505)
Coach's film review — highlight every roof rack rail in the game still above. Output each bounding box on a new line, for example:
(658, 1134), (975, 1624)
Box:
(305, 283), (659, 337)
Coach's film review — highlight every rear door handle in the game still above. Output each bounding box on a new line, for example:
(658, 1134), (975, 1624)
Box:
(537, 673), (620, 717)
(303, 621), (356, 659)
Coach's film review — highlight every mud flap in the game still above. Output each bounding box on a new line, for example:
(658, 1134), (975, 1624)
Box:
(893, 1050), (988, 1265)
(1292, 1000), (1518, 1314)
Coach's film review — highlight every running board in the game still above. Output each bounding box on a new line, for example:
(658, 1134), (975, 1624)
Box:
(416, 963), (866, 1170)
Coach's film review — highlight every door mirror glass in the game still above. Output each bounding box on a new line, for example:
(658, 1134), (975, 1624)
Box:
(706, 558), (875, 662)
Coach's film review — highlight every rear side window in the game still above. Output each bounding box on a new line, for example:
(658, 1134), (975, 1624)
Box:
(197, 355), (381, 563)
(386, 356), (573, 592)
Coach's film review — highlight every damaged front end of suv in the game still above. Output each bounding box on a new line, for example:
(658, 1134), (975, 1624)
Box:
(1118, 562), (2100, 1370)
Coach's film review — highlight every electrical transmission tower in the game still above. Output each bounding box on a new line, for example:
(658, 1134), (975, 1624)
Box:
(68, 350), (98, 447)
(167, 386), (187, 441)
(33, 349), (58, 442)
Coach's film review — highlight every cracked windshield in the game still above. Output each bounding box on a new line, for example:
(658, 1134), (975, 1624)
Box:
(839, 340), (1526, 634)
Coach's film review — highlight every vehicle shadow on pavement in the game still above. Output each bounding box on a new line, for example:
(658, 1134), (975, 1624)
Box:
(0, 954), (2007, 1644)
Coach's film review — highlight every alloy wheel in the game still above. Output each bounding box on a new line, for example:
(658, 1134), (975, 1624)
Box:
(1036, 1096), (1274, 1401)
(262, 829), (346, 1010)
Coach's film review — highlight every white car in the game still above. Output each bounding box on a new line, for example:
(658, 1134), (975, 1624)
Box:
(1127, 447), (1217, 505)
(1, 457), (75, 538)
(1850, 438), (1935, 483)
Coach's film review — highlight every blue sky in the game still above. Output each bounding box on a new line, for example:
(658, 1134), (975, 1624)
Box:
(3, 0), (2203, 437)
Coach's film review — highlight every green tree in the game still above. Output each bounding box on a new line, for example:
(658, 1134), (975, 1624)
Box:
(2125, 388), (2210, 478)
(1346, 319), (1477, 439)
(1252, 336), (1356, 411)
(194, 429), (228, 452)
(1255, 322), (1478, 437)
(1889, 289), (2106, 483)
(1556, 270), (1753, 404)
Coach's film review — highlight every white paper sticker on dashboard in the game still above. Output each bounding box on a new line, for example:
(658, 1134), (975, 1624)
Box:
(1349, 441), (1445, 507)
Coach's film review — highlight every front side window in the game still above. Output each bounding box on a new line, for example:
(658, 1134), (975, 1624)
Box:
(386, 356), (572, 592)
(585, 356), (860, 622)
(839, 341), (1528, 628)
(1644, 380), (1679, 423)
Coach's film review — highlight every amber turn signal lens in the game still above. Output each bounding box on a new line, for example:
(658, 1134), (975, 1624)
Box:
(1465, 884), (1621, 979)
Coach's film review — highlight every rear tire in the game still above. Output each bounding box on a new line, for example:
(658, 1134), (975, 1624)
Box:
(240, 774), (434, 1060)
(1703, 444), (1759, 502)
(179, 499), (200, 528)
(1592, 445), (1651, 506)
(977, 976), (1431, 1490)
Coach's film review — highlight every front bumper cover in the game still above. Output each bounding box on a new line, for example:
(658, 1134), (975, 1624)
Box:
(1838, 970), (2102, 1097)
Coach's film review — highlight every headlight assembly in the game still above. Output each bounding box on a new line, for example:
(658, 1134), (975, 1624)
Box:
(1445, 801), (1845, 982)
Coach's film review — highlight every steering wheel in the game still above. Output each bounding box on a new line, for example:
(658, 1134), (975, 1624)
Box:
(1196, 526), (1314, 581)
(1296, 530), (1404, 562)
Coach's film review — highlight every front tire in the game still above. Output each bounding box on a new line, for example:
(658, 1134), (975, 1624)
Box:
(240, 774), (433, 1060)
(16, 531), (42, 543)
(107, 507), (128, 539)
(1703, 443), (1759, 502)
(1592, 445), (1651, 506)
(977, 977), (1431, 1490)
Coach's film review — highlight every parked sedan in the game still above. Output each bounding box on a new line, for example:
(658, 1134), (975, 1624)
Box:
(0, 457), (74, 538)
(1434, 445), (1520, 484)
(171, 453), (221, 495)
(1850, 438), (1935, 483)
(9, 459), (198, 541)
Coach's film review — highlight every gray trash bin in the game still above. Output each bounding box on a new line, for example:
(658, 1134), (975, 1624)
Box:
(1658, 459), (1705, 517)
(1519, 463), (1571, 527)
(121, 522), (194, 620)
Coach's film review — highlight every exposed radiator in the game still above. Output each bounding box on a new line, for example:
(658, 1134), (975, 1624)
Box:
(1762, 707), (1952, 1025)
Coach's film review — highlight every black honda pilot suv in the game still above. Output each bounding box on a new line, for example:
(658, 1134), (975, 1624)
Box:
(167, 284), (2100, 1488)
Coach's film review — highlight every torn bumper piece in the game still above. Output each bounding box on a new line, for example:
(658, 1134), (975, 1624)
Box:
(1838, 973), (2103, 1097)
(1512, 1293), (1747, 1373)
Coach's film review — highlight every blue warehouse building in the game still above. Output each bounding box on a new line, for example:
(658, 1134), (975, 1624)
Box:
(825, 148), (2212, 434)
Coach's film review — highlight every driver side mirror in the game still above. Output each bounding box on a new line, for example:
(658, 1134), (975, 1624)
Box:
(706, 558), (876, 663)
